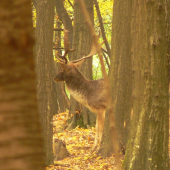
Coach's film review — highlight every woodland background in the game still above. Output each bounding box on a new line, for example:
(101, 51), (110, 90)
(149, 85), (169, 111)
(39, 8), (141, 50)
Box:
(0, 0), (169, 170)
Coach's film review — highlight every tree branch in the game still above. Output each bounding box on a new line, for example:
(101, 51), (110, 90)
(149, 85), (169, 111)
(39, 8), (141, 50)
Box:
(102, 51), (110, 70)
(68, 0), (74, 9)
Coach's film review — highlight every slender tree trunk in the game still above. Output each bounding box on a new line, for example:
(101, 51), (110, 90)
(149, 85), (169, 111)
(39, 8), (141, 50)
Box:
(55, 0), (73, 41)
(35, 0), (55, 165)
(54, 0), (72, 113)
(54, 21), (69, 113)
(123, 0), (169, 169)
(0, 1), (45, 169)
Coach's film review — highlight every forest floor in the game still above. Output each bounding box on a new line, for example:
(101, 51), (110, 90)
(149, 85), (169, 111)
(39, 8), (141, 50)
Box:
(47, 111), (124, 170)
(47, 111), (170, 170)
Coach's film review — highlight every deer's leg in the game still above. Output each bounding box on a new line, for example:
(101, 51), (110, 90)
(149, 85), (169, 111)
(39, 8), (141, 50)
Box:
(92, 115), (99, 150)
(97, 110), (105, 150)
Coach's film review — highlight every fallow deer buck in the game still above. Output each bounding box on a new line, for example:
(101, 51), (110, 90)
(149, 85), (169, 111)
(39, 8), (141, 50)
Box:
(54, 30), (106, 151)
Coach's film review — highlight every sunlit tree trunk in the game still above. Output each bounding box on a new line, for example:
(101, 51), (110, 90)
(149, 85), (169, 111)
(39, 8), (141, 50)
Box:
(0, 1), (45, 169)
(35, 0), (55, 165)
(123, 0), (169, 169)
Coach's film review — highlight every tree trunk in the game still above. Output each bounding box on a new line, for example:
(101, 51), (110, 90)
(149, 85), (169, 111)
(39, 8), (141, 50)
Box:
(54, 0), (72, 113)
(98, 0), (132, 157)
(165, 0), (170, 82)
(67, 0), (95, 130)
(123, 0), (169, 169)
(54, 21), (69, 113)
(35, 0), (55, 165)
(110, 0), (132, 152)
(0, 1), (45, 169)
(55, 0), (73, 41)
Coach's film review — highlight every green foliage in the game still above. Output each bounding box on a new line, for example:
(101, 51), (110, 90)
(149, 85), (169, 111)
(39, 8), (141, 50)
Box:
(94, 0), (113, 45)
(93, 0), (112, 79)
(64, 0), (74, 20)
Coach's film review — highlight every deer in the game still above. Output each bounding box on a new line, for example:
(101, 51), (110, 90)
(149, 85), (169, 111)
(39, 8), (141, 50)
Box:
(54, 30), (106, 151)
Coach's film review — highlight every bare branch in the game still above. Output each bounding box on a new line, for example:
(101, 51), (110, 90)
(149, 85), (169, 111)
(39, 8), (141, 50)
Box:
(53, 28), (64, 31)
(67, 0), (74, 9)
(101, 48), (108, 54)
(102, 51), (110, 70)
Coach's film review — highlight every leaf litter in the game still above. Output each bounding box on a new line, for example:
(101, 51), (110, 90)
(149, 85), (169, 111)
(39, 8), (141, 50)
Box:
(46, 111), (124, 170)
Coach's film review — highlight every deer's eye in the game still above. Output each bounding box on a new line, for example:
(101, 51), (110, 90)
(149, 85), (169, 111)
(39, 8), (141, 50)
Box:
(60, 68), (64, 72)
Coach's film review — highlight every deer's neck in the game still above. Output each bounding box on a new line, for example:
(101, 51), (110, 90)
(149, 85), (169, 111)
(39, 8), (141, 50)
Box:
(65, 71), (90, 106)
(65, 72), (89, 92)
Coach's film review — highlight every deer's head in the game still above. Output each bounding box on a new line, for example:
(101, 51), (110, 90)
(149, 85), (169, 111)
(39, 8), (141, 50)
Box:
(53, 60), (84, 82)
(54, 29), (98, 83)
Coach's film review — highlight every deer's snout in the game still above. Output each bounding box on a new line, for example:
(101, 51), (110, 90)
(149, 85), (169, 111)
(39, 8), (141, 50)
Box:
(53, 74), (65, 82)
(53, 77), (58, 82)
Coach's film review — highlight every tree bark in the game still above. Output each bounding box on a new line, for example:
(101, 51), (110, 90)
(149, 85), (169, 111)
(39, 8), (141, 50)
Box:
(123, 0), (169, 169)
(165, 0), (170, 82)
(110, 0), (132, 152)
(54, 21), (69, 113)
(55, 0), (73, 43)
(35, 0), (55, 165)
(98, 0), (132, 157)
(0, 1), (45, 169)
(54, 0), (73, 114)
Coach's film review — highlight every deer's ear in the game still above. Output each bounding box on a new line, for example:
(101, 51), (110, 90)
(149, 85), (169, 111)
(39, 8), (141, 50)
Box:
(74, 59), (84, 67)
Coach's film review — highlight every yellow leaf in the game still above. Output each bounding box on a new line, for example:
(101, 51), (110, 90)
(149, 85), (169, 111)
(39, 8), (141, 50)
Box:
(97, 156), (102, 160)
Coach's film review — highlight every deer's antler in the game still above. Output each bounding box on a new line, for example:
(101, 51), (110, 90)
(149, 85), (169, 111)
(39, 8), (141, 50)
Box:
(57, 30), (104, 64)
(57, 29), (75, 64)
(72, 33), (105, 63)
(71, 41), (97, 63)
